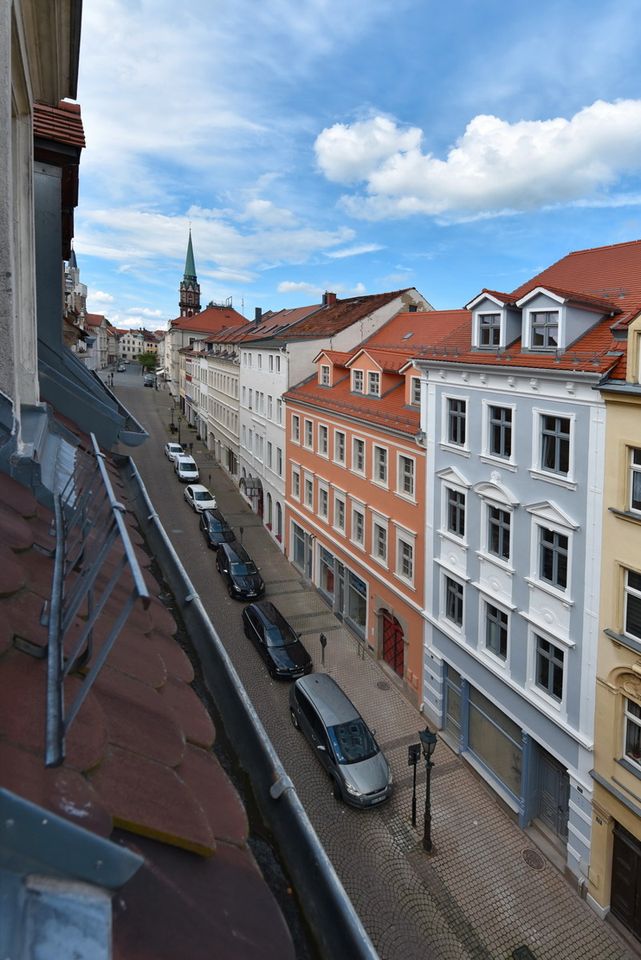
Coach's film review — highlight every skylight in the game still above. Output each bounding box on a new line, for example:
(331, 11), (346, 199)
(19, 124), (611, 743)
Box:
(402, 331), (414, 340)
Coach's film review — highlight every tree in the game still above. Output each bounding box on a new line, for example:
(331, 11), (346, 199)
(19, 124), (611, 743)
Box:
(137, 352), (157, 371)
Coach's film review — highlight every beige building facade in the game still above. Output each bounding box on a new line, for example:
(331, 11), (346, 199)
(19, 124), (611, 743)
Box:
(589, 312), (641, 942)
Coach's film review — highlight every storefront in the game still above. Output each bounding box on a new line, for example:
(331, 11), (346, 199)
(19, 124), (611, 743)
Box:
(443, 664), (570, 843)
(317, 545), (367, 640)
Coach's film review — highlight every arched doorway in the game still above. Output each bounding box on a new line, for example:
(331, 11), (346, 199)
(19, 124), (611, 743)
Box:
(276, 502), (282, 541)
(266, 493), (273, 528)
(381, 610), (404, 678)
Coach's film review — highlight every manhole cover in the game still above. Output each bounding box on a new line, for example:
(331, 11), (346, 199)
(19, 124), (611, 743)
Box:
(376, 681), (390, 690)
(522, 848), (545, 870)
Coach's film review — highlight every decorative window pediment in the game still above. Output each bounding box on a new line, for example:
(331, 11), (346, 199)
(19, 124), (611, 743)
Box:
(524, 499), (578, 530)
(436, 465), (471, 489)
(473, 477), (519, 506)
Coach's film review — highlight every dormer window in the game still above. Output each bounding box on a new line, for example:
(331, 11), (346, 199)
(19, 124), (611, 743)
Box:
(368, 372), (380, 396)
(410, 376), (421, 405)
(352, 370), (364, 393)
(320, 364), (330, 386)
(478, 313), (501, 348)
(531, 310), (559, 350)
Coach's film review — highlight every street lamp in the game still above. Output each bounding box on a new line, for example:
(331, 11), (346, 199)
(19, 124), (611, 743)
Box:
(418, 726), (438, 853)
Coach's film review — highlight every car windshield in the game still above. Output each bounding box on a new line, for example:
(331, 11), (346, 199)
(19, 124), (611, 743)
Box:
(180, 460), (196, 469)
(230, 561), (257, 576)
(328, 719), (378, 765)
(264, 625), (296, 647)
(194, 491), (211, 500)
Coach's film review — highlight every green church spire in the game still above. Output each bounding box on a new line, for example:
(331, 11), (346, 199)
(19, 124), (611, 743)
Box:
(183, 228), (197, 280)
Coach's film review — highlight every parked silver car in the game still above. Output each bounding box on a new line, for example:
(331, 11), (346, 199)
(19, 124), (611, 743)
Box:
(289, 673), (392, 808)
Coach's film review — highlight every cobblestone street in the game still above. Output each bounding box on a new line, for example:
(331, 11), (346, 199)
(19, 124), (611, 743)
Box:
(121, 374), (636, 960)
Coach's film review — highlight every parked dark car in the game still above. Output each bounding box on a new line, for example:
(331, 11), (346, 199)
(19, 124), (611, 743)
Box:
(289, 673), (392, 808)
(242, 601), (312, 679)
(199, 508), (236, 549)
(216, 541), (264, 600)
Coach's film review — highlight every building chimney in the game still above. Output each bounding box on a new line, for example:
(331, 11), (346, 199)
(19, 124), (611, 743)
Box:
(322, 291), (337, 307)
(255, 307), (262, 323)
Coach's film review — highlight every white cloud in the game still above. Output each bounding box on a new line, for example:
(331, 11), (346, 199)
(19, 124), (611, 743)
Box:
(77, 208), (354, 275)
(315, 116), (422, 185)
(87, 289), (114, 304)
(314, 100), (641, 222)
(326, 243), (383, 259)
(277, 280), (367, 296)
(238, 199), (299, 228)
(126, 307), (163, 317)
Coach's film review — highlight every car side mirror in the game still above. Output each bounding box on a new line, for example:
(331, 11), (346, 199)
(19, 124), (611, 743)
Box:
(317, 744), (326, 752)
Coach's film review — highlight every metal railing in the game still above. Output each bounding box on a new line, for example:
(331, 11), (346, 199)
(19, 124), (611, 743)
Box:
(45, 434), (150, 767)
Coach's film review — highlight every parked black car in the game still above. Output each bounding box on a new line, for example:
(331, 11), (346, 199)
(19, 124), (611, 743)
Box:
(242, 601), (313, 679)
(216, 541), (264, 600)
(199, 508), (236, 550)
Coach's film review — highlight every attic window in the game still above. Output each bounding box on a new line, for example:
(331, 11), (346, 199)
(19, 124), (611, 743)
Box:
(478, 313), (501, 348)
(352, 370), (364, 393)
(531, 310), (559, 350)
(402, 331), (414, 340)
(320, 364), (330, 385)
(368, 372), (380, 396)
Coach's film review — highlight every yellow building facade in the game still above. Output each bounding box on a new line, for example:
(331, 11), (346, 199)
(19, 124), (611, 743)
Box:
(589, 313), (641, 942)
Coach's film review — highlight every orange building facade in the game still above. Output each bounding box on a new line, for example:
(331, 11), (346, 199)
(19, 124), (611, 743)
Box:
(283, 311), (464, 704)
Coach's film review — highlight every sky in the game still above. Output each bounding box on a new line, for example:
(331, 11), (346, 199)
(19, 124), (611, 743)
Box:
(75, 0), (641, 331)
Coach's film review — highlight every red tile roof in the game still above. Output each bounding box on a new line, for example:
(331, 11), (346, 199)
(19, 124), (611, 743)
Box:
(85, 312), (106, 327)
(0, 452), (295, 958)
(277, 289), (417, 340)
(33, 100), (86, 149)
(170, 305), (247, 334)
(510, 239), (641, 324)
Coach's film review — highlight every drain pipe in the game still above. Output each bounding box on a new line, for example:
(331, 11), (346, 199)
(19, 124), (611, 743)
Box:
(121, 455), (378, 960)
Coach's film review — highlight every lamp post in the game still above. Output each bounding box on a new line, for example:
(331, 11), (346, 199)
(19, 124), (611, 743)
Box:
(177, 414), (182, 446)
(418, 726), (438, 853)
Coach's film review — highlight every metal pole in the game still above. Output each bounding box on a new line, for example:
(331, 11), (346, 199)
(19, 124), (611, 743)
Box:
(423, 758), (433, 852)
(412, 760), (417, 827)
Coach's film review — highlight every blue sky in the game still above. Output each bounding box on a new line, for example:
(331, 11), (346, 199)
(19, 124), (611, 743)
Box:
(76, 0), (641, 330)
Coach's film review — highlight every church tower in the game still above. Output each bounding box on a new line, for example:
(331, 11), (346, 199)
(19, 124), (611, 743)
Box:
(179, 229), (201, 317)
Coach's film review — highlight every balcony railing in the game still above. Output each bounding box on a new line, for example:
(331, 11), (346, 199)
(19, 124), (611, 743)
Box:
(46, 434), (150, 767)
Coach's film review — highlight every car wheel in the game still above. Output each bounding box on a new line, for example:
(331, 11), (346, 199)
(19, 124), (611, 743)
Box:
(228, 583), (235, 598)
(332, 778), (342, 802)
(290, 709), (300, 730)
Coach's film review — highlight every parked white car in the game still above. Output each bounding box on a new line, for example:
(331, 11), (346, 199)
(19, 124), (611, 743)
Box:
(164, 441), (184, 461)
(174, 455), (199, 482)
(184, 484), (217, 513)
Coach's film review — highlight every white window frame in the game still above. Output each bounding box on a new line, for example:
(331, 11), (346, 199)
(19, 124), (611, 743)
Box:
(395, 528), (416, 587)
(482, 598), (509, 664)
(304, 473), (314, 509)
(527, 627), (566, 712)
(318, 424), (329, 458)
(481, 400), (516, 466)
(373, 445), (388, 487)
(397, 453), (416, 501)
(624, 567), (641, 642)
(333, 492), (346, 533)
(623, 697), (641, 770)
(334, 430), (346, 465)
(630, 447), (641, 514)
(320, 364), (330, 386)
(291, 465), (301, 501)
(304, 419), (313, 449)
(530, 408), (575, 488)
(410, 376), (421, 406)
(442, 484), (466, 542)
(352, 436), (366, 475)
(352, 369), (364, 393)
(318, 481), (329, 521)
(368, 371), (381, 396)
(442, 394), (469, 453)
(442, 572), (465, 631)
(351, 503), (365, 549)
(476, 311), (502, 349)
(371, 513), (388, 567)
(292, 414), (300, 443)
